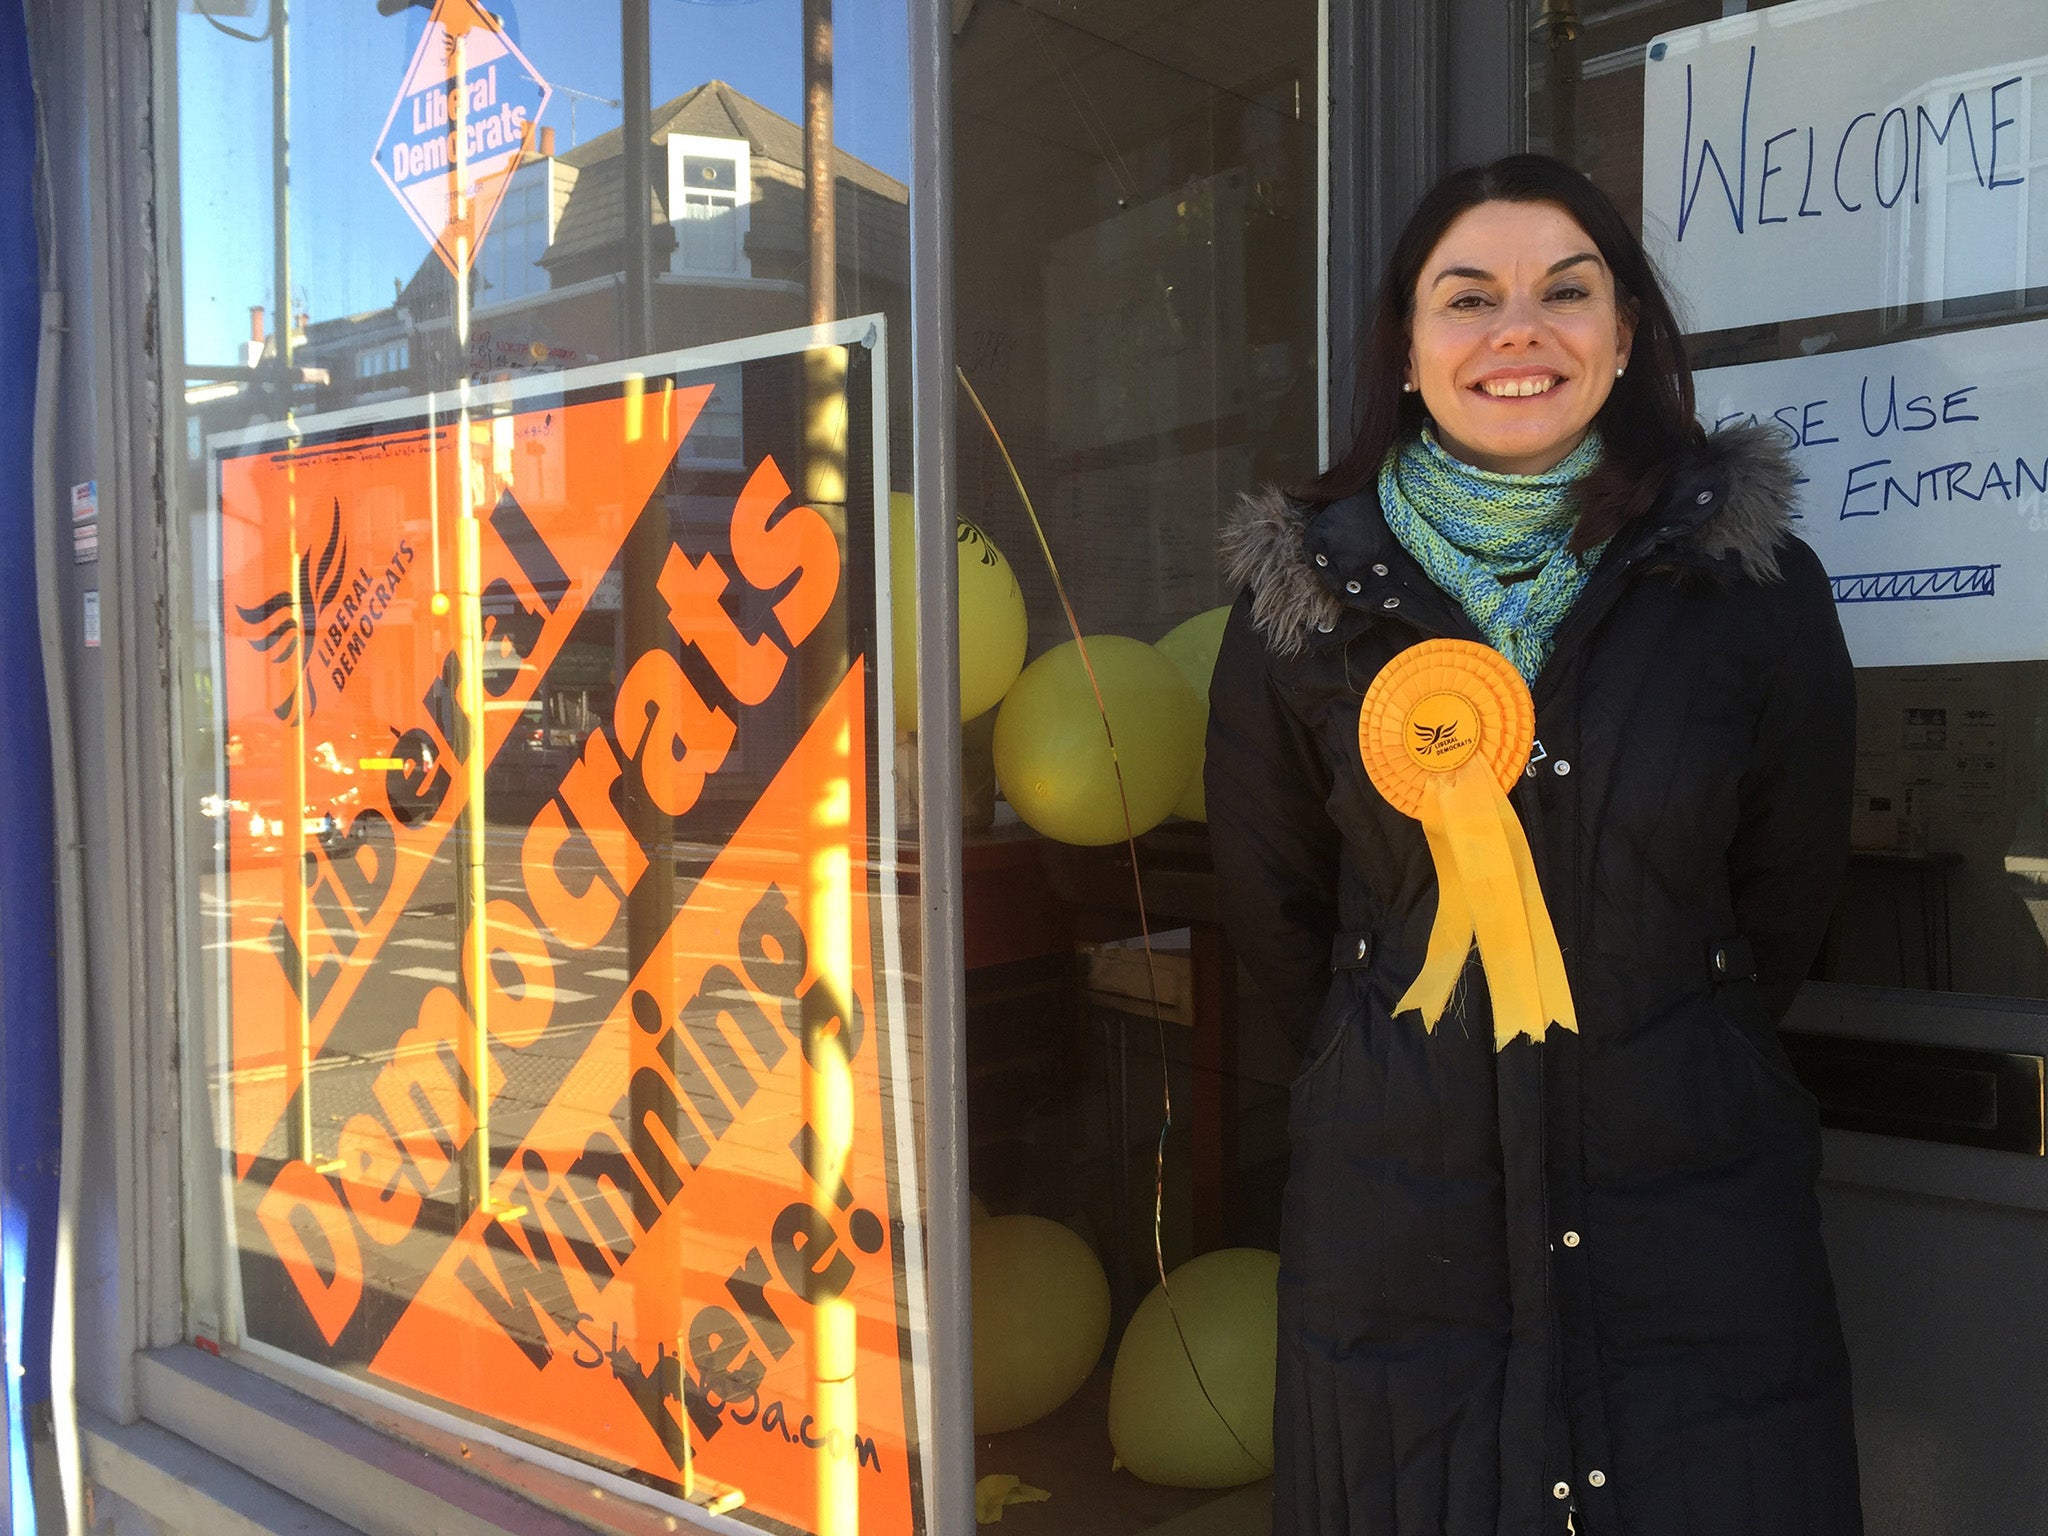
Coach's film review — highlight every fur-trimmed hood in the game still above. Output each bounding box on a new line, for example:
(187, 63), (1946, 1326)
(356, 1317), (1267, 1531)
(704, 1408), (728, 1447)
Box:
(1219, 421), (1799, 658)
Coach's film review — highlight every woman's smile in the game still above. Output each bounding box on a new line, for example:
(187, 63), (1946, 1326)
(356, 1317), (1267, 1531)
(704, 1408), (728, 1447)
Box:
(1470, 367), (1565, 399)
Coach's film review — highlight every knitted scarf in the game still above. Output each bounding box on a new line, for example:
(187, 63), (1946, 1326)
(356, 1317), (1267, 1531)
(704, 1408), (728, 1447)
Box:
(1377, 427), (1608, 681)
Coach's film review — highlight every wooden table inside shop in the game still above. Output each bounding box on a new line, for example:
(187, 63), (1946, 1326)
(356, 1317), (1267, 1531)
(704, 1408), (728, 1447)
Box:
(962, 822), (1239, 1254)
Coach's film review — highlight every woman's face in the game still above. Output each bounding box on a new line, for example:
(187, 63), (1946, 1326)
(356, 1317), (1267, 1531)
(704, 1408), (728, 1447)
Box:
(1406, 199), (1635, 476)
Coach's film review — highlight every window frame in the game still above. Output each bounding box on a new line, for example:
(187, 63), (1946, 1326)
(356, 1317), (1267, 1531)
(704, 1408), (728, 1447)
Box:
(665, 132), (752, 279)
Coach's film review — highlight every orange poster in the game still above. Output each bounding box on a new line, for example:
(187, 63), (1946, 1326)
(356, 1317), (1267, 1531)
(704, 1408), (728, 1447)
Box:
(209, 332), (925, 1535)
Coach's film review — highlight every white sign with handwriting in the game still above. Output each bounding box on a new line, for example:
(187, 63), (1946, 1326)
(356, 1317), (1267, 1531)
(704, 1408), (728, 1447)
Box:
(1697, 319), (2048, 668)
(1642, 0), (2048, 335)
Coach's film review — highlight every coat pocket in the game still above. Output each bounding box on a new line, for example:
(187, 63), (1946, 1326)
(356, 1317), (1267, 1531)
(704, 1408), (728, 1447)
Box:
(1289, 977), (1358, 1098)
(1585, 993), (1770, 1181)
(1714, 979), (1818, 1110)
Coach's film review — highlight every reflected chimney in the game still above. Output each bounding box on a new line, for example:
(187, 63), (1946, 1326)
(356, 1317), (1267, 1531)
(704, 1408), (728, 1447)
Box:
(540, 126), (556, 157)
(249, 304), (265, 344)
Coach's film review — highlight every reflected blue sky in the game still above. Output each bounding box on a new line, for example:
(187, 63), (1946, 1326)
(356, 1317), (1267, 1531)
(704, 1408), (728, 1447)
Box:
(178, 0), (911, 364)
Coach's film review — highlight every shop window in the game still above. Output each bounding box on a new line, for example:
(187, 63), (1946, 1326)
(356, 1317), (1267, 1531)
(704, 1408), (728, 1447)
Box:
(1535, 11), (2048, 1523)
(950, 0), (1319, 1528)
(1533, 0), (2048, 1004)
(166, 3), (932, 1534)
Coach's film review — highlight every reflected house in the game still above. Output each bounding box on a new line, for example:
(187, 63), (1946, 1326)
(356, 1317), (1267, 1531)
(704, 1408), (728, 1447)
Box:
(280, 84), (910, 830)
(298, 80), (911, 397)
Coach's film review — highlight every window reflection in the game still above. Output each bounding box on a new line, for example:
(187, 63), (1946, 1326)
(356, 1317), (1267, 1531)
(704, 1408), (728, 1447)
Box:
(172, 2), (924, 1530)
(951, 0), (1316, 1528)
(1532, 0), (2048, 1003)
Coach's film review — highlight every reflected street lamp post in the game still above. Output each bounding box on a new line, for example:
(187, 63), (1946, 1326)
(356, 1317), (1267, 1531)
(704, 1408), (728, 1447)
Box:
(800, 5), (860, 1532)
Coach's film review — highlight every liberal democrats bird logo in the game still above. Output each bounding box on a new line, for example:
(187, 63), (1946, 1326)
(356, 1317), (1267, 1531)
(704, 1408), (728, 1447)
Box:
(1413, 720), (1458, 754)
(236, 500), (348, 725)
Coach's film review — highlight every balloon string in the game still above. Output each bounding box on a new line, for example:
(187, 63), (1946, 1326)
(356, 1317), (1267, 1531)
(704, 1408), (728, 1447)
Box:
(958, 368), (1271, 1474)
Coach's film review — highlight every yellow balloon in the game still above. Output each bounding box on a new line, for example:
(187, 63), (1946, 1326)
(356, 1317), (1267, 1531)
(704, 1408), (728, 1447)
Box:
(971, 1216), (1111, 1434)
(992, 637), (1202, 847)
(1108, 1248), (1279, 1488)
(1153, 607), (1230, 822)
(889, 492), (1029, 732)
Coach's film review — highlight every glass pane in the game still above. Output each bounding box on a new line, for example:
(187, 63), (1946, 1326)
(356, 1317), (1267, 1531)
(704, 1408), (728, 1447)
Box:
(1944, 176), (2023, 306)
(950, 0), (1317, 1527)
(1526, 0), (1731, 233)
(682, 193), (741, 272)
(1532, 0), (2048, 1003)
(1830, 663), (2048, 993)
(169, 3), (934, 1531)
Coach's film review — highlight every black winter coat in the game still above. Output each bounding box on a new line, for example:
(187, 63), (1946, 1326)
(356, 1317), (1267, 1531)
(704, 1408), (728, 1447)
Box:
(1206, 426), (1862, 1536)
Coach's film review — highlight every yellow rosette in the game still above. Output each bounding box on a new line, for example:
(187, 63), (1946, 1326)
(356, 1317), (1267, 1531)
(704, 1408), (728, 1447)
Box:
(1358, 640), (1576, 1051)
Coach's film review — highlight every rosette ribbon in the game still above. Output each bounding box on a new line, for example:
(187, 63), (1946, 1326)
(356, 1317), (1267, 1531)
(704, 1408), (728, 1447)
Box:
(1358, 639), (1577, 1051)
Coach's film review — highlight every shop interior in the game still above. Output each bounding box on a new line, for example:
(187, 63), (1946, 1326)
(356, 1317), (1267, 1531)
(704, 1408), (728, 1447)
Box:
(943, 0), (1313, 1527)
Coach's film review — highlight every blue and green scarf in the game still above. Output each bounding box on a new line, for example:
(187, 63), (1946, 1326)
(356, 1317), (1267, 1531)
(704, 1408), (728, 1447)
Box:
(1377, 427), (1608, 682)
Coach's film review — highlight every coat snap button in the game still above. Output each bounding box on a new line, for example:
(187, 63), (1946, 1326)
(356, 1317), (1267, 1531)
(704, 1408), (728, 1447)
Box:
(1382, 597), (1401, 610)
(1588, 1470), (1607, 1489)
(1314, 552), (1329, 567)
(1562, 1230), (1581, 1248)
(1345, 579), (1362, 594)
(1553, 760), (1572, 777)
(1316, 619), (1335, 633)
(1372, 562), (1389, 576)
(1552, 1482), (1571, 1500)
(1695, 489), (1714, 504)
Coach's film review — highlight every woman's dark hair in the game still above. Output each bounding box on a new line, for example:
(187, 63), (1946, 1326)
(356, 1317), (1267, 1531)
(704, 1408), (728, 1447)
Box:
(1305, 153), (1701, 551)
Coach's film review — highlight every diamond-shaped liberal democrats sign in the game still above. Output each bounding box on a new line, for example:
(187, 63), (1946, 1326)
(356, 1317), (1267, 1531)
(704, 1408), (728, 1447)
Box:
(373, 0), (552, 280)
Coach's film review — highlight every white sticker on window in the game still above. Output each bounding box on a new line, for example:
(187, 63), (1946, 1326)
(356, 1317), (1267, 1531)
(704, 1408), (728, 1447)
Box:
(1698, 316), (2048, 667)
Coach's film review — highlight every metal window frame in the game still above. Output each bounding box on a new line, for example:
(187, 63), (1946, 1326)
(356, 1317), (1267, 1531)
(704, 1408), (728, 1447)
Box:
(906, 0), (977, 1527)
(1324, 0), (1525, 444)
(28, 0), (188, 1436)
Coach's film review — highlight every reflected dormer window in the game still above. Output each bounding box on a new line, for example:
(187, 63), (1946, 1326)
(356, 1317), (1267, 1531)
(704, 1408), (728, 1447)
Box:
(667, 133), (752, 277)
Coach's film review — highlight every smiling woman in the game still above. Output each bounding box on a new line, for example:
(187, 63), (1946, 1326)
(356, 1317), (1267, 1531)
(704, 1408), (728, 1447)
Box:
(1308, 154), (1703, 555)
(1206, 153), (1863, 1536)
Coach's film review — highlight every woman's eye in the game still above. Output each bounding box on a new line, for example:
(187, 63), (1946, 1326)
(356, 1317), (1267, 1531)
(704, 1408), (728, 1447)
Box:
(1548, 284), (1591, 303)
(1447, 292), (1491, 311)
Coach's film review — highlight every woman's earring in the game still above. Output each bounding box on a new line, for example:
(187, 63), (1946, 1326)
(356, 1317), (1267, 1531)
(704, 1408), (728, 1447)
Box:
(1402, 381), (1416, 393)
(1615, 366), (1625, 378)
